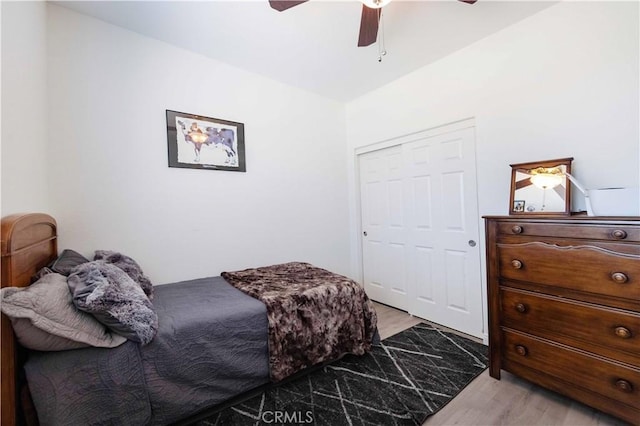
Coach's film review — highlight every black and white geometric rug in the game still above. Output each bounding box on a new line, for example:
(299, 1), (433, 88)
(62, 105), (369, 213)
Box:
(196, 323), (488, 425)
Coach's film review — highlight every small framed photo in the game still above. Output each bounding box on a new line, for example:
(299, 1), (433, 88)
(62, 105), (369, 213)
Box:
(166, 110), (246, 172)
(513, 200), (525, 213)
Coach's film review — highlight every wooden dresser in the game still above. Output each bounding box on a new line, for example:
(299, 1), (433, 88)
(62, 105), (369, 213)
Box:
(484, 216), (640, 424)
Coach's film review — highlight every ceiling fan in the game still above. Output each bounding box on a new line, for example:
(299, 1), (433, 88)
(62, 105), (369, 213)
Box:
(269, 0), (478, 47)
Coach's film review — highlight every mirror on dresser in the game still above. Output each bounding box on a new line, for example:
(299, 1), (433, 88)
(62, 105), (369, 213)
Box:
(508, 157), (573, 215)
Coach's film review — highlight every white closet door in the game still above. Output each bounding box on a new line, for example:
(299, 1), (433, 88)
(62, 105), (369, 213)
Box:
(405, 127), (483, 338)
(359, 146), (408, 310)
(358, 126), (483, 338)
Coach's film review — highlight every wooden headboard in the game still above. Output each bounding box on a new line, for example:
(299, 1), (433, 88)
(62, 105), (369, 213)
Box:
(1, 213), (58, 426)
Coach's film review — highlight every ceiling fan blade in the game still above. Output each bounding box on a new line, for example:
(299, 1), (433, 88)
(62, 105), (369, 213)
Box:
(552, 184), (566, 198)
(515, 178), (533, 190)
(269, 0), (308, 12)
(358, 5), (381, 47)
(458, 0), (478, 4)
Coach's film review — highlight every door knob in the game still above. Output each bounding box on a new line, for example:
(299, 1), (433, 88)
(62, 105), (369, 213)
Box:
(363, 231), (368, 237)
(468, 240), (476, 247)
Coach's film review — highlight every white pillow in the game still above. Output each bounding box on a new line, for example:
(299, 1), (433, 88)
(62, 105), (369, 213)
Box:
(0, 273), (127, 351)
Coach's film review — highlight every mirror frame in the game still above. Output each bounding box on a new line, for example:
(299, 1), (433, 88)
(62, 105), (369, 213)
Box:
(509, 157), (574, 216)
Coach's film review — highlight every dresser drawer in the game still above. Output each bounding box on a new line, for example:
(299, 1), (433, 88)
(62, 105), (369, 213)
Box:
(502, 329), (640, 409)
(497, 222), (640, 242)
(498, 242), (640, 301)
(501, 288), (640, 364)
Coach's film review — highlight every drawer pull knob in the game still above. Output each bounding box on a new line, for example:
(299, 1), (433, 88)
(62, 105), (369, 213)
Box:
(615, 379), (633, 393)
(511, 259), (523, 269)
(611, 229), (628, 240)
(615, 327), (632, 339)
(511, 225), (523, 234)
(611, 272), (628, 283)
(515, 345), (527, 356)
(515, 303), (527, 313)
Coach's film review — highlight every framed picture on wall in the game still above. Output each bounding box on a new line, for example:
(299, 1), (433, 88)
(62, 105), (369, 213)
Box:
(166, 110), (246, 172)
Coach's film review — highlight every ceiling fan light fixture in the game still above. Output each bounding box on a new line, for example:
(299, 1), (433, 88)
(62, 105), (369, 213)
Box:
(529, 167), (564, 190)
(360, 0), (391, 9)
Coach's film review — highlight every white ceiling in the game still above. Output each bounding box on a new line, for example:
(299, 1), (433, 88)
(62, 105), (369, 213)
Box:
(56, 0), (556, 102)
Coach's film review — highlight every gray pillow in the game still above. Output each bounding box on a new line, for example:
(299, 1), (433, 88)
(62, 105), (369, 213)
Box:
(68, 261), (158, 345)
(31, 249), (90, 282)
(0, 273), (127, 351)
(94, 250), (153, 300)
(31, 266), (54, 283)
(51, 249), (91, 276)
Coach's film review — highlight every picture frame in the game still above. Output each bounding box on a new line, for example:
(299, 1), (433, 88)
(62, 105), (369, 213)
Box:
(513, 200), (525, 213)
(508, 157), (573, 215)
(166, 110), (246, 172)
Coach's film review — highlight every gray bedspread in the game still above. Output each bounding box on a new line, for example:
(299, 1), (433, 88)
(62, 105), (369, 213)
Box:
(24, 276), (270, 426)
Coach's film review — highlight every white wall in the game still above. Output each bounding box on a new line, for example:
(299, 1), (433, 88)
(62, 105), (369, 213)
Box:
(46, 5), (350, 284)
(346, 1), (639, 333)
(1, 1), (50, 216)
(4, 1), (637, 300)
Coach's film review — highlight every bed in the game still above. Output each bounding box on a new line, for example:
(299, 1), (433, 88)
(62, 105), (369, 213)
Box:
(0, 213), (378, 425)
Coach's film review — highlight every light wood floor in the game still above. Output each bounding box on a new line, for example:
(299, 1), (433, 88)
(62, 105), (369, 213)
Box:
(373, 302), (630, 426)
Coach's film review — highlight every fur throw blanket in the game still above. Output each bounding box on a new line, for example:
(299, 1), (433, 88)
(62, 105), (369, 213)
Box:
(68, 261), (158, 345)
(222, 262), (378, 381)
(94, 250), (154, 300)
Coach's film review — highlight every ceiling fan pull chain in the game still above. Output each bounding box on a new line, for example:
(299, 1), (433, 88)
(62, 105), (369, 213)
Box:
(377, 9), (387, 62)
